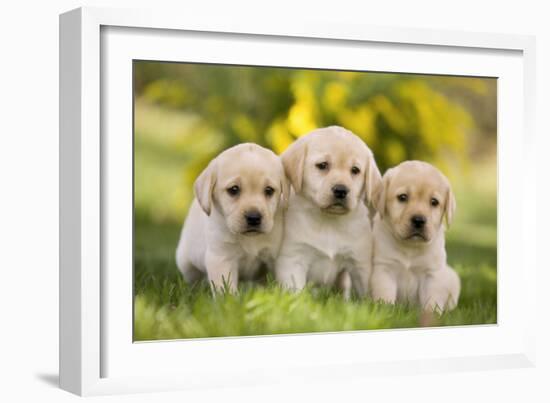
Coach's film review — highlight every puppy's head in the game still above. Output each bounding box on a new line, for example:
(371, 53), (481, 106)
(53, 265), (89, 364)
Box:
(194, 143), (290, 236)
(281, 126), (381, 215)
(374, 161), (456, 243)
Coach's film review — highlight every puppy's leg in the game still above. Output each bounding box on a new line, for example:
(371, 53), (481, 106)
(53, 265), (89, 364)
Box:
(205, 251), (239, 294)
(275, 255), (307, 292)
(336, 270), (352, 300)
(370, 266), (397, 304)
(175, 243), (203, 284)
(419, 267), (460, 313)
(179, 261), (203, 285)
(349, 264), (371, 298)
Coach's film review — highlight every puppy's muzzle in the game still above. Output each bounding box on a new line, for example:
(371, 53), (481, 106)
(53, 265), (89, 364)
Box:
(244, 210), (262, 228)
(331, 184), (349, 200)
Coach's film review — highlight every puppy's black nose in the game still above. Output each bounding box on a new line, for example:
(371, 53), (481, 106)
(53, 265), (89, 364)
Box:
(411, 215), (427, 229)
(245, 211), (262, 227)
(332, 184), (349, 199)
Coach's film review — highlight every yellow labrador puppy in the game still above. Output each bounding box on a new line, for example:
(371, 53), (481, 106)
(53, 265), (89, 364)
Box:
(370, 161), (460, 312)
(175, 143), (289, 293)
(275, 126), (382, 298)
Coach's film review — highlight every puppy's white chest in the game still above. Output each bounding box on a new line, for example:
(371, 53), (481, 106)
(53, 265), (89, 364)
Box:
(304, 227), (367, 285)
(237, 236), (277, 279)
(392, 255), (430, 276)
(312, 230), (353, 260)
(238, 251), (270, 279)
(240, 236), (270, 257)
(307, 211), (370, 259)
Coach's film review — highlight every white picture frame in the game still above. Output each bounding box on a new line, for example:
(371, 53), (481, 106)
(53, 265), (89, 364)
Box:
(59, 6), (537, 396)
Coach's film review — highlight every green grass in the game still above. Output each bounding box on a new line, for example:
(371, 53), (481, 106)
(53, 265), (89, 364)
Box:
(134, 216), (497, 341)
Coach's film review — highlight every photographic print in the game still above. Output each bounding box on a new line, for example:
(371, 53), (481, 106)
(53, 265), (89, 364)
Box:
(133, 61), (497, 341)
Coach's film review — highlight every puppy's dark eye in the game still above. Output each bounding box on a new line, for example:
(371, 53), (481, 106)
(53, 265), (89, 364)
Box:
(431, 198), (439, 207)
(265, 186), (275, 197)
(351, 166), (361, 175)
(316, 162), (329, 170)
(227, 185), (240, 196)
(397, 193), (408, 202)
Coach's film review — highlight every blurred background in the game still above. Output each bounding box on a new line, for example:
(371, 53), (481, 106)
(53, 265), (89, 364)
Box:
(134, 62), (496, 226)
(133, 62), (497, 338)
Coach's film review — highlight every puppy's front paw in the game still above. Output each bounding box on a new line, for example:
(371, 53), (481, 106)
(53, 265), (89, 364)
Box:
(208, 272), (238, 295)
(372, 294), (397, 305)
(370, 270), (397, 305)
(275, 263), (307, 292)
(421, 294), (457, 314)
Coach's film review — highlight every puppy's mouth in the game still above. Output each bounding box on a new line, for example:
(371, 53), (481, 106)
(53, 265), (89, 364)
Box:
(322, 202), (349, 215)
(241, 228), (264, 236)
(404, 231), (428, 242)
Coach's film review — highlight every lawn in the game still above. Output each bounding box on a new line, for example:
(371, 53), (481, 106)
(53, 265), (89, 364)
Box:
(133, 172), (497, 341)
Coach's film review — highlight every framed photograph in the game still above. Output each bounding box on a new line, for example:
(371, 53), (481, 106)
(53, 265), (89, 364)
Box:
(60, 7), (537, 396)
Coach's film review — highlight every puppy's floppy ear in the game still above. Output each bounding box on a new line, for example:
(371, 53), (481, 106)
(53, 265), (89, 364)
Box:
(194, 158), (217, 216)
(281, 137), (308, 193)
(280, 173), (291, 210)
(364, 151), (383, 207)
(444, 185), (456, 228)
(372, 168), (393, 219)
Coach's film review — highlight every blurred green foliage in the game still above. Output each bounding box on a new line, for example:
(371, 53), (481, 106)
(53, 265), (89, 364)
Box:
(134, 61), (495, 225)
